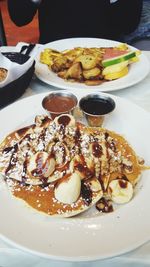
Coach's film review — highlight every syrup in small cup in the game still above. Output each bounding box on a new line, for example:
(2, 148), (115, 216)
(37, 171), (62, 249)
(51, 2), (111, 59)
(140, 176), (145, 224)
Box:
(42, 92), (78, 119)
(79, 94), (116, 127)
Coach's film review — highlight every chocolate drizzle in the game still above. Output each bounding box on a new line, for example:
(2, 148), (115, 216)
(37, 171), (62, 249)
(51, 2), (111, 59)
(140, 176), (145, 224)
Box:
(74, 127), (81, 146)
(5, 144), (18, 174)
(58, 115), (71, 126)
(74, 155), (94, 179)
(118, 179), (128, 189)
(81, 181), (92, 206)
(16, 126), (31, 137)
(92, 142), (102, 158)
(3, 146), (14, 154)
(96, 197), (113, 213)
(21, 158), (28, 184)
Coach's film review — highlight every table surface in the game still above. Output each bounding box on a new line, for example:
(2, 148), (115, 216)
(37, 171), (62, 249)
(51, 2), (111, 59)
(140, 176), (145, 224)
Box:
(0, 50), (150, 267)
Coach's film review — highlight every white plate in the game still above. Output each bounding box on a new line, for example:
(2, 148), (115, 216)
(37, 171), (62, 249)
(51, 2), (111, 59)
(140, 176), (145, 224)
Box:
(0, 91), (150, 261)
(35, 38), (150, 92)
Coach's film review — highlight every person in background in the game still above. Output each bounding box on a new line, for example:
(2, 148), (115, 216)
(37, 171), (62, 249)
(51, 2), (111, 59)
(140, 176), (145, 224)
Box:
(7, 0), (143, 44)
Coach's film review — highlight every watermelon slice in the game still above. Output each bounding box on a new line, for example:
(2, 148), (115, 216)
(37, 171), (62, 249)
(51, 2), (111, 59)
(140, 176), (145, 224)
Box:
(102, 51), (136, 67)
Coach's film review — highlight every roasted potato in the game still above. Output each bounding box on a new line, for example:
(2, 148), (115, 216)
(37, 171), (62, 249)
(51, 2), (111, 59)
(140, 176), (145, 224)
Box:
(75, 54), (98, 70)
(57, 69), (68, 79)
(51, 56), (71, 72)
(85, 80), (103, 86)
(83, 67), (101, 80)
(65, 62), (83, 80)
(63, 47), (84, 61)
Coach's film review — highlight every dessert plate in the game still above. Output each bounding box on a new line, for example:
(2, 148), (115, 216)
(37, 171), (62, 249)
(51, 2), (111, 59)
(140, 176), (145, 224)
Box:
(0, 90), (150, 261)
(35, 38), (150, 92)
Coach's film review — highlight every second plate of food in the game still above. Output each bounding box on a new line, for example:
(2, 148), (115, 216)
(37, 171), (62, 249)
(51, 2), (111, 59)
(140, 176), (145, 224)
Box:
(35, 38), (150, 92)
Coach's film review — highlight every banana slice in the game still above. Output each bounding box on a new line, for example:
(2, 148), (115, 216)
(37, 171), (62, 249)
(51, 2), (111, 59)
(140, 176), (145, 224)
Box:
(54, 172), (81, 204)
(54, 114), (75, 127)
(90, 179), (103, 193)
(52, 177), (103, 217)
(26, 151), (55, 185)
(108, 179), (133, 204)
(70, 155), (94, 180)
(47, 141), (70, 168)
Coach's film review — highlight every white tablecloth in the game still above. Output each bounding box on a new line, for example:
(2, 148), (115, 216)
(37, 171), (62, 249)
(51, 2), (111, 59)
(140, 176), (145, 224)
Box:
(0, 51), (150, 267)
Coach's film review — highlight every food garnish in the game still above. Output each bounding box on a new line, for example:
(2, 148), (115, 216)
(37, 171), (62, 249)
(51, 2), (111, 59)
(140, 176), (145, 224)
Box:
(102, 51), (137, 67)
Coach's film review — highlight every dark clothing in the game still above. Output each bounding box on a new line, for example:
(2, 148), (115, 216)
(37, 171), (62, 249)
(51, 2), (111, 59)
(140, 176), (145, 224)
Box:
(7, 0), (143, 44)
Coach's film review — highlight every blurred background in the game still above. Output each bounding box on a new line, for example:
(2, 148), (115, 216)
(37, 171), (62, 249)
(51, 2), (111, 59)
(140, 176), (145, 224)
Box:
(0, 0), (39, 45)
(0, 0), (150, 49)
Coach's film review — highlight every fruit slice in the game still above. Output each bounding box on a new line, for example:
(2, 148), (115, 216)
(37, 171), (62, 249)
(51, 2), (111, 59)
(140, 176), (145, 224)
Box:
(102, 61), (129, 76)
(54, 172), (81, 204)
(26, 151), (56, 185)
(102, 47), (129, 61)
(104, 66), (128, 80)
(102, 51), (136, 67)
(108, 179), (133, 204)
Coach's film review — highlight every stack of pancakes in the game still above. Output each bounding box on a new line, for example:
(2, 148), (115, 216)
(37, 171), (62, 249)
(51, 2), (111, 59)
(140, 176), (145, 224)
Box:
(0, 114), (146, 217)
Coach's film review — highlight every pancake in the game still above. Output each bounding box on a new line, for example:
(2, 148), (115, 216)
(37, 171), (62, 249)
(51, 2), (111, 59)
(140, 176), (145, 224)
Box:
(0, 114), (147, 217)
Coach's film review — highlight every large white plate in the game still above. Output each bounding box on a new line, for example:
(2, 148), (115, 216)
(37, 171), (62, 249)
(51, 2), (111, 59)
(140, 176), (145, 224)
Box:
(0, 90), (150, 261)
(35, 38), (150, 92)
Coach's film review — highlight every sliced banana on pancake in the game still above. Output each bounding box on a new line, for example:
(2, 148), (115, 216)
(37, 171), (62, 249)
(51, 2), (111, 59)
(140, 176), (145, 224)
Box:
(54, 114), (76, 127)
(34, 115), (52, 128)
(53, 176), (103, 217)
(70, 155), (95, 180)
(108, 178), (133, 204)
(26, 151), (56, 185)
(55, 172), (81, 204)
(47, 141), (71, 174)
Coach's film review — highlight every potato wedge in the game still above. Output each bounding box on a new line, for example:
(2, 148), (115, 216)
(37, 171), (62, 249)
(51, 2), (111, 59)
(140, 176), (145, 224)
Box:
(85, 80), (103, 86)
(75, 54), (98, 70)
(57, 69), (68, 79)
(65, 62), (83, 80)
(63, 47), (84, 61)
(83, 67), (101, 79)
(51, 56), (70, 72)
